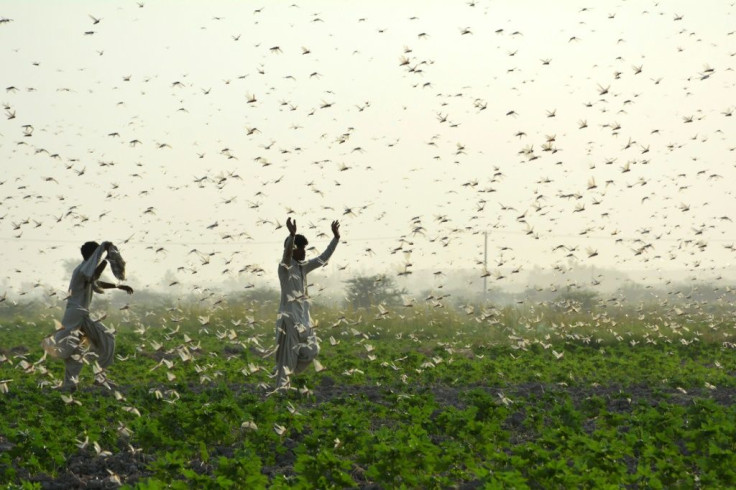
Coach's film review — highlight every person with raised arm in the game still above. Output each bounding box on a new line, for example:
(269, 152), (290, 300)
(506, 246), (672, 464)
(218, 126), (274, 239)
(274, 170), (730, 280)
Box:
(274, 217), (340, 390)
(45, 241), (133, 391)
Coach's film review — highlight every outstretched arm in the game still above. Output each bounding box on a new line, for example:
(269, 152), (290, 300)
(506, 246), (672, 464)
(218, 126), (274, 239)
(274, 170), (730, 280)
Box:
(96, 281), (134, 294)
(303, 220), (341, 273)
(282, 217), (296, 266)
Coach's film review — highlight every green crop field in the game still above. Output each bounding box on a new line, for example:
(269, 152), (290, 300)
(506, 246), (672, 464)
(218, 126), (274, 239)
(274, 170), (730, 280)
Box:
(2, 293), (736, 488)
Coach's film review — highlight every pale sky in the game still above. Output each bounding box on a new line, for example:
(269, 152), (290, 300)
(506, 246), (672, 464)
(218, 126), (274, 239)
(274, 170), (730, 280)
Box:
(1, 0), (735, 297)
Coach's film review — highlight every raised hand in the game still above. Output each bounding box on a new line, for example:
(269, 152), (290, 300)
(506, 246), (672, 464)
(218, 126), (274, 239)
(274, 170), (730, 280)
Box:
(286, 217), (297, 235)
(331, 220), (341, 239)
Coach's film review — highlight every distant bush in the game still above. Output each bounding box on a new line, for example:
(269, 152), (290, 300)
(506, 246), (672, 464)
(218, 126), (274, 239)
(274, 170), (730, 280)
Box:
(344, 274), (406, 310)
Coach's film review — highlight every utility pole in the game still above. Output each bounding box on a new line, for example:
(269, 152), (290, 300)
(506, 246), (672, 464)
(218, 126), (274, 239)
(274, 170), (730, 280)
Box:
(483, 231), (488, 303)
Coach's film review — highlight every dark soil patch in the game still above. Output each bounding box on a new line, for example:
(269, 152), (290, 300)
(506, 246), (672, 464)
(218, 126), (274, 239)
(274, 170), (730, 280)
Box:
(21, 450), (154, 489)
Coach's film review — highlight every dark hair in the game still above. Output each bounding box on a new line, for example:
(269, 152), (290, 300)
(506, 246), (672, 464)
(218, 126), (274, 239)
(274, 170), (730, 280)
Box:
(285, 234), (308, 249)
(81, 241), (99, 260)
(294, 234), (308, 249)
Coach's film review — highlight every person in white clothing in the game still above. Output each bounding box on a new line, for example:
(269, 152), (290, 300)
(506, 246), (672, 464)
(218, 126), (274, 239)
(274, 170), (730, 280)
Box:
(47, 241), (133, 391)
(274, 217), (340, 389)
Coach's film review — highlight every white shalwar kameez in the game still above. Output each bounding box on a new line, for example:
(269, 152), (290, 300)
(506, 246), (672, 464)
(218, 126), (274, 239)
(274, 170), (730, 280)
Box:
(52, 243), (115, 389)
(274, 234), (339, 389)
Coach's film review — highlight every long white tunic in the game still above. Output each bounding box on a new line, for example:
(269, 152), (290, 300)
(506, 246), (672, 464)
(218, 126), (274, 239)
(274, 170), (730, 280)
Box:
(276, 235), (339, 340)
(53, 242), (115, 370)
(274, 234), (338, 388)
(62, 243), (108, 329)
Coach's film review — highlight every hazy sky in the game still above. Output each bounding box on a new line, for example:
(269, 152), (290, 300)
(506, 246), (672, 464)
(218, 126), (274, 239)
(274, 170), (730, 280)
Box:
(1, 0), (735, 297)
